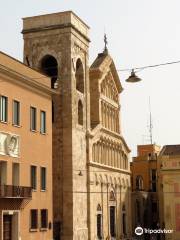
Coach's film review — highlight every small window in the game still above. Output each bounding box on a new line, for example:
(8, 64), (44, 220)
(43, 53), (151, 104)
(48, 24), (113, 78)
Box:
(40, 111), (46, 134)
(13, 100), (20, 126)
(30, 107), (36, 131)
(75, 59), (84, 93)
(30, 209), (38, 229)
(41, 167), (46, 191)
(78, 100), (83, 125)
(97, 214), (102, 239)
(41, 209), (48, 229)
(122, 213), (126, 235)
(136, 175), (144, 190)
(31, 166), (37, 190)
(0, 96), (8, 122)
(110, 206), (116, 237)
(151, 169), (157, 181)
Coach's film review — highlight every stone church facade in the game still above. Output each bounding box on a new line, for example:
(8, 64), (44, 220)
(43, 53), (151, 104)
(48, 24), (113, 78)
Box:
(22, 11), (131, 240)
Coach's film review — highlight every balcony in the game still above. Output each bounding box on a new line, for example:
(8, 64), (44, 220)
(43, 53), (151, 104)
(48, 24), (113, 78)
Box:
(0, 185), (32, 199)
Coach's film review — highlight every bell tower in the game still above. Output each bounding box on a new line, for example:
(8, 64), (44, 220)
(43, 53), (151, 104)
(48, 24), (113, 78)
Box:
(22, 11), (90, 240)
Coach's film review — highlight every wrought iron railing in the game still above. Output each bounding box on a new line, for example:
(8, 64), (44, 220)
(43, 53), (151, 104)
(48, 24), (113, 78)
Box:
(0, 185), (32, 198)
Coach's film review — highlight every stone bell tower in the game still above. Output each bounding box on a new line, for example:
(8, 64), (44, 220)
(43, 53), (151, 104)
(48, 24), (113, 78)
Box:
(22, 11), (90, 240)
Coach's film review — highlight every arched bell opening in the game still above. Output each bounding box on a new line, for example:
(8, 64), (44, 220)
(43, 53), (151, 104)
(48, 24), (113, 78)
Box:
(75, 59), (84, 93)
(41, 55), (58, 89)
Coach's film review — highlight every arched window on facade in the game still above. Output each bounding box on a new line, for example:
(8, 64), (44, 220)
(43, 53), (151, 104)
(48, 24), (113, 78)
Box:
(97, 204), (102, 239)
(136, 175), (144, 190)
(41, 55), (58, 89)
(110, 206), (116, 237)
(109, 190), (116, 238)
(78, 100), (83, 125)
(75, 59), (84, 93)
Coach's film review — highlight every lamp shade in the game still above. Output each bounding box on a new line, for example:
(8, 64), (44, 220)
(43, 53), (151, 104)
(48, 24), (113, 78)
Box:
(126, 69), (142, 83)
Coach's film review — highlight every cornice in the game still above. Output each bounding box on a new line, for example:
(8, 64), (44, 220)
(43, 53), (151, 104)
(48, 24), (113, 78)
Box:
(0, 65), (57, 97)
(22, 23), (90, 43)
(87, 126), (131, 153)
(88, 162), (131, 175)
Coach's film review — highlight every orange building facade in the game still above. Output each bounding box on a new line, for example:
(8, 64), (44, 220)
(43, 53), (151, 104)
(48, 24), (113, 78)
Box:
(0, 52), (53, 240)
(131, 144), (161, 235)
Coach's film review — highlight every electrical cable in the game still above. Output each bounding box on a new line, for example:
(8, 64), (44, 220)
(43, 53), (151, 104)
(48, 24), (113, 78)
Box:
(117, 60), (180, 72)
(1, 58), (180, 81)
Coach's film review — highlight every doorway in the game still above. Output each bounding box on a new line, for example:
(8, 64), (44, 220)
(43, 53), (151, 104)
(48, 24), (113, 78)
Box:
(2, 212), (19, 240)
(3, 215), (12, 240)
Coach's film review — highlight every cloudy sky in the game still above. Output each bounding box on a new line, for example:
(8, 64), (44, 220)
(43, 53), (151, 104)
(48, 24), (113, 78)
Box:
(1, 0), (180, 156)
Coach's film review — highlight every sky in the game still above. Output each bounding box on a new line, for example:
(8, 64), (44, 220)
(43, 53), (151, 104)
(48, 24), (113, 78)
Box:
(1, 0), (180, 156)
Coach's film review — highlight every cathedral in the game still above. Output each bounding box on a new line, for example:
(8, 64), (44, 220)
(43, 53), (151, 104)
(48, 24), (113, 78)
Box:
(0, 10), (131, 240)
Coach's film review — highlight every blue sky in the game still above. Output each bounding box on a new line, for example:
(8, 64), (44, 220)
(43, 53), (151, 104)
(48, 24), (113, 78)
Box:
(1, 0), (180, 155)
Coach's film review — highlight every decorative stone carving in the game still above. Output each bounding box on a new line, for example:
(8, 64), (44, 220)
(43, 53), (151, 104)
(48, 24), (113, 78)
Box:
(0, 132), (19, 157)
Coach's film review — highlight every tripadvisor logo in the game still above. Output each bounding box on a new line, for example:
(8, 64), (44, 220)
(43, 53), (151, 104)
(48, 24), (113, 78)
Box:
(135, 226), (143, 235)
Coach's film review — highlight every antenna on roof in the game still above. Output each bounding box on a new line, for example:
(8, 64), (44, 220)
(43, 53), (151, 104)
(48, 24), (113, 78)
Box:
(148, 97), (153, 144)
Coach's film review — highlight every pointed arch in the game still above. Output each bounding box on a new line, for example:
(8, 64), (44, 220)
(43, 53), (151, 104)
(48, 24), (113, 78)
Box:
(76, 58), (84, 93)
(96, 204), (103, 239)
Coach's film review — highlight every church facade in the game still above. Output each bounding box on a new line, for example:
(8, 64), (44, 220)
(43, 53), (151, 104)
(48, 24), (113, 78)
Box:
(22, 11), (131, 240)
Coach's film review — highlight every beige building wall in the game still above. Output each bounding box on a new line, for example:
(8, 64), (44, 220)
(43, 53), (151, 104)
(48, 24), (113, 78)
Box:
(22, 10), (132, 240)
(0, 52), (53, 239)
(158, 145), (180, 240)
(88, 51), (132, 240)
(22, 11), (90, 240)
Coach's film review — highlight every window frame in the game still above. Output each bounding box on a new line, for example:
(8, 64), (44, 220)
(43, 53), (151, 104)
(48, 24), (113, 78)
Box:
(41, 167), (46, 191)
(40, 209), (48, 229)
(40, 110), (46, 134)
(110, 206), (116, 237)
(13, 100), (20, 126)
(30, 165), (37, 191)
(30, 209), (38, 230)
(0, 95), (8, 123)
(97, 213), (102, 239)
(30, 106), (37, 131)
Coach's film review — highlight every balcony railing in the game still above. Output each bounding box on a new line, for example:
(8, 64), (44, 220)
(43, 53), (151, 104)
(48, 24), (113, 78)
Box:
(0, 185), (32, 199)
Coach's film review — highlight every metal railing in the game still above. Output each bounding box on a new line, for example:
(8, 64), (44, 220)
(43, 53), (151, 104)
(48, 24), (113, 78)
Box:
(0, 185), (32, 198)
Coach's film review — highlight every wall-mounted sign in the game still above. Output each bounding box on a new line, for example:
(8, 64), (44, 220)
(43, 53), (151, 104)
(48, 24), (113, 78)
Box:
(0, 132), (19, 157)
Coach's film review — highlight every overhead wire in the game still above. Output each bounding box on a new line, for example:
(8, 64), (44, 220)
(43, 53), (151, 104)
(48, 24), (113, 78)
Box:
(1, 58), (180, 81)
(117, 59), (180, 72)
